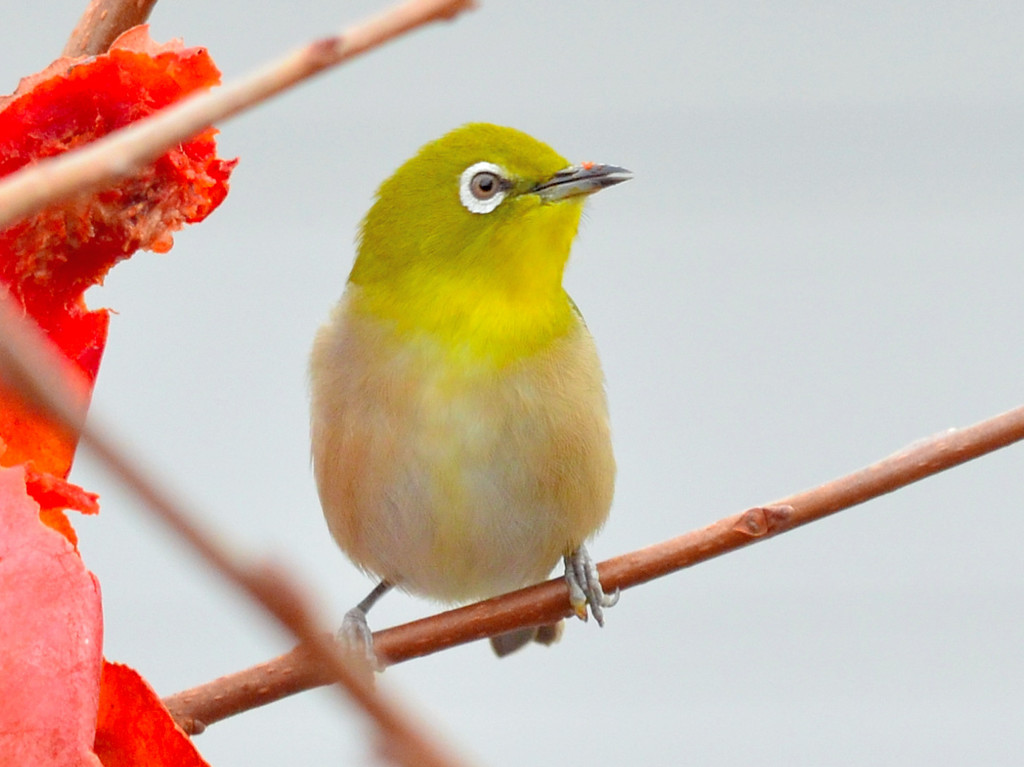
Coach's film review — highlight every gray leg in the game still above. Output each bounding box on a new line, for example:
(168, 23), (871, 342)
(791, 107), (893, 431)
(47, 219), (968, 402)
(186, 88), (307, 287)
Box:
(339, 580), (393, 668)
(564, 545), (619, 626)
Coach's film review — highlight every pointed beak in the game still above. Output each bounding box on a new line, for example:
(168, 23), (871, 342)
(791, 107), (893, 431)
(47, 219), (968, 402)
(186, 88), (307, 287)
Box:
(532, 163), (632, 202)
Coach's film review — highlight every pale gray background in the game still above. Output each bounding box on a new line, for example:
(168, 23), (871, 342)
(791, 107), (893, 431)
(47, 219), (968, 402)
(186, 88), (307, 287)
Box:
(5, 2), (1023, 764)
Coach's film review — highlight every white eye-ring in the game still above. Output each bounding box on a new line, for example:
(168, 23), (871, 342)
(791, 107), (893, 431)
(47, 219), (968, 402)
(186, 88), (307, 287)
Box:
(459, 161), (509, 214)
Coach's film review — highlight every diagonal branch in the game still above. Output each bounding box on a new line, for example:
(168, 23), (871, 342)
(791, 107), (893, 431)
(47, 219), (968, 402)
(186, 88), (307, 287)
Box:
(162, 404), (1024, 731)
(0, 0), (475, 231)
(0, 289), (468, 767)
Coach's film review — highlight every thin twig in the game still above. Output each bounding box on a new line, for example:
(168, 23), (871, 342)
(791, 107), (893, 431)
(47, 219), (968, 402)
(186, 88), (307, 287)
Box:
(0, 0), (475, 231)
(63, 0), (160, 57)
(162, 405), (1024, 731)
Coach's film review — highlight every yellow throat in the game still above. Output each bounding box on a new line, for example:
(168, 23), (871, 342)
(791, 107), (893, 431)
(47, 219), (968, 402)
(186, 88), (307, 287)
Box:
(347, 123), (630, 368)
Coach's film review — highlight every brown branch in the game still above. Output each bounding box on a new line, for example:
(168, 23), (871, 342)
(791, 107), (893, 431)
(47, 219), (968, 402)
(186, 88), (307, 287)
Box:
(0, 0), (475, 231)
(63, 0), (160, 57)
(163, 404), (1024, 731)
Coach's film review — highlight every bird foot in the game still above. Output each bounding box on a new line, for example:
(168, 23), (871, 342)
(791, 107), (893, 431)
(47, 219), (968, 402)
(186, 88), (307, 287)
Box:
(337, 606), (381, 671)
(564, 544), (619, 626)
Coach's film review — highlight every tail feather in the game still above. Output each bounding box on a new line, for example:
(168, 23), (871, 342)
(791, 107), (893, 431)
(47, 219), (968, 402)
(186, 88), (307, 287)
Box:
(489, 621), (564, 657)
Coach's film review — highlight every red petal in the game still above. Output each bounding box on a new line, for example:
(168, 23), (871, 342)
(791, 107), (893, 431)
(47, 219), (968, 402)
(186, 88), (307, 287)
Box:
(0, 24), (236, 315)
(22, 461), (101, 547)
(0, 313), (99, 478)
(0, 464), (104, 765)
(24, 462), (100, 515)
(94, 662), (211, 767)
(0, 25), (235, 479)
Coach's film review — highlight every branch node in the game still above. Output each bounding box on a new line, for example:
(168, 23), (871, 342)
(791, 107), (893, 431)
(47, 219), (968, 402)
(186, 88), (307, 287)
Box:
(308, 35), (345, 67)
(179, 716), (206, 736)
(733, 504), (794, 538)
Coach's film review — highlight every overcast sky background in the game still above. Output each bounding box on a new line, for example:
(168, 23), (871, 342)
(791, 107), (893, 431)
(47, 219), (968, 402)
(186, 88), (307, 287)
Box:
(5, 2), (1023, 765)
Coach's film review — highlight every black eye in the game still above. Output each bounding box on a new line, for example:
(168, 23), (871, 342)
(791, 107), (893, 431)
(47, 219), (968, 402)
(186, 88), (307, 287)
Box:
(470, 171), (501, 200)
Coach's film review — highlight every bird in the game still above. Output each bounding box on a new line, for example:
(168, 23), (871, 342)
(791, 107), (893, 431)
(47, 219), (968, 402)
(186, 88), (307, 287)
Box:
(309, 122), (630, 660)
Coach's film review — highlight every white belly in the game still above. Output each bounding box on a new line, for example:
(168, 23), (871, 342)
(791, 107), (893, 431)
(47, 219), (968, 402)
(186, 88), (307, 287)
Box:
(310, 293), (615, 602)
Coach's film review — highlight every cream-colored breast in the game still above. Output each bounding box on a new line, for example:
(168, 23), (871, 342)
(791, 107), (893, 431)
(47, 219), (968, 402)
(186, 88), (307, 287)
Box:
(309, 288), (615, 603)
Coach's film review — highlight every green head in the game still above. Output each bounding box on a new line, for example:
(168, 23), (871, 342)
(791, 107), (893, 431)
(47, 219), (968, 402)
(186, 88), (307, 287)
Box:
(348, 123), (630, 363)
